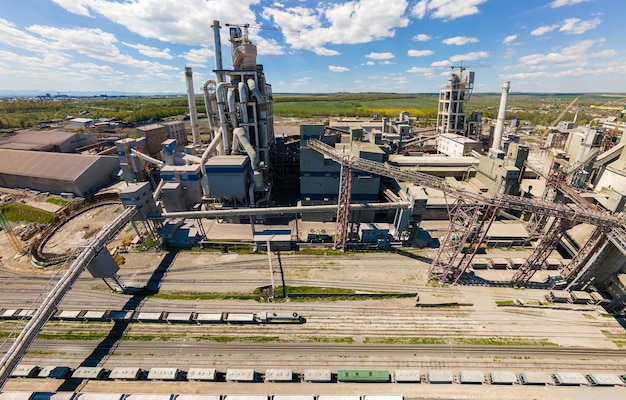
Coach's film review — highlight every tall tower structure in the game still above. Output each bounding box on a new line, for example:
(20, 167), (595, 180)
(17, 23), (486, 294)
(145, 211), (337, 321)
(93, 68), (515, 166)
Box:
(436, 70), (474, 136)
(491, 80), (510, 153)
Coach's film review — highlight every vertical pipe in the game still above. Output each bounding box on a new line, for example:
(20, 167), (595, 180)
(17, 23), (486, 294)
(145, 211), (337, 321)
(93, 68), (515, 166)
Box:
(185, 67), (201, 146)
(492, 81), (510, 152)
(211, 20), (224, 82)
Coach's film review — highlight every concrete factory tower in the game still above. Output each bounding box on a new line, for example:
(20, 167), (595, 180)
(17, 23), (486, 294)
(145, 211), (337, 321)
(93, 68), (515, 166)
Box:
(491, 80), (510, 153)
(185, 67), (201, 146)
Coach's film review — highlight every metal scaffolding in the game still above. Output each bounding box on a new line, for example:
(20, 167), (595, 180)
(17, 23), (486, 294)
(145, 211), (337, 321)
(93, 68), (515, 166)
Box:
(334, 155), (353, 251)
(307, 138), (623, 284)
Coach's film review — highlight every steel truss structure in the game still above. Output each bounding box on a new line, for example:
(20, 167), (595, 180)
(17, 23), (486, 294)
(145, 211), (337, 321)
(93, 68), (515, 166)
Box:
(334, 156), (353, 251)
(307, 138), (623, 284)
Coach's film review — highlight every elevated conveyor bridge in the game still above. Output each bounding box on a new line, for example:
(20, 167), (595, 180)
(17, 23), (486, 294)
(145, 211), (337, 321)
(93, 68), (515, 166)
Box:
(0, 206), (138, 390)
(307, 138), (623, 285)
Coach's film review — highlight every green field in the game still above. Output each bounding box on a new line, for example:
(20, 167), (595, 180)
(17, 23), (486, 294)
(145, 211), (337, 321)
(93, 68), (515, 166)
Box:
(0, 203), (56, 223)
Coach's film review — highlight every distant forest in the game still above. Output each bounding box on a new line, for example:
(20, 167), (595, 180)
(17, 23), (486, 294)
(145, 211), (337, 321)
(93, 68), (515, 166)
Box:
(0, 92), (623, 130)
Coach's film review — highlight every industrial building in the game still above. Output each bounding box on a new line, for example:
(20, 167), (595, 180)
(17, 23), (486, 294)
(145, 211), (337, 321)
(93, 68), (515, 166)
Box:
(0, 149), (118, 196)
(0, 130), (96, 153)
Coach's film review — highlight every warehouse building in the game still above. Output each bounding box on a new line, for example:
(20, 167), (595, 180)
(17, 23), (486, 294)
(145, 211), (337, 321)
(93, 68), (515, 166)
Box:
(0, 149), (119, 196)
(0, 130), (96, 153)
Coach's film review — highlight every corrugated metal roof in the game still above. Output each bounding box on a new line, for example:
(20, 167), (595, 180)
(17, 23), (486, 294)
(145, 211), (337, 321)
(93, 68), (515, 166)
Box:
(1, 130), (77, 145)
(0, 149), (113, 181)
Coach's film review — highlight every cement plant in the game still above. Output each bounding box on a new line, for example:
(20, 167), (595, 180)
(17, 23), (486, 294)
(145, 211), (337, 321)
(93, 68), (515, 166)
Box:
(1, 20), (626, 400)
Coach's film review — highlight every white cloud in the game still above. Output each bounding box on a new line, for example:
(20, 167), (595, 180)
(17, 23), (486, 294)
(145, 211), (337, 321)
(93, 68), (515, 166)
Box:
(0, 18), (56, 53)
(263, 0), (410, 53)
(51, 0), (94, 17)
(503, 35), (517, 45)
(407, 67), (431, 73)
(365, 52), (395, 60)
(25, 25), (178, 76)
(181, 47), (214, 66)
(431, 60), (451, 67)
(408, 49), (434, 57)
(123, 42), (174, 59)
(411, 0), (487, 21)
(449, 51), (489, 62)
(313, 47), (341, 56)
(413, 33), (432, 42)
(365, 61), (375, 66)
(559, 17), (601, 34)
(52, 0), (260, 48)
(329, 65), (349, 72)
(531, 24), (559, 36)
(549, 0), (590, 8)
(517, 39), (608, 68)
(531, 17), (601, 37)
(442, 36), (479, 46)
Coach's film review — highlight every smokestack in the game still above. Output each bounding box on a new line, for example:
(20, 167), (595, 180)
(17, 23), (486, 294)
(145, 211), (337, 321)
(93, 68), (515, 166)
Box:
(211, 20), (223, 82)
(491, 80), (510, 152)
(185, 67), (201, 146)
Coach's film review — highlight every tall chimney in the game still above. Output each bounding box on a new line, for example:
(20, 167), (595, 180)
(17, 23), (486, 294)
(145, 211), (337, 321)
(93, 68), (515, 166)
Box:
(492, 80), (510, 152)
(211, 20), (224, 83)
(185, 67), (201, 146)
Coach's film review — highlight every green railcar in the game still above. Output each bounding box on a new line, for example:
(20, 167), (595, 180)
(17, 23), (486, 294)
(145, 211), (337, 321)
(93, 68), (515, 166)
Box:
(337, 369), (390, 382)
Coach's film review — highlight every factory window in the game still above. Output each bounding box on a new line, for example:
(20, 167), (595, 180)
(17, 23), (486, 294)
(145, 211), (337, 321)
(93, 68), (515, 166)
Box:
(303, 173), (310, 177)
(305, 197), (311, 201)
(324, 173), (332, 177)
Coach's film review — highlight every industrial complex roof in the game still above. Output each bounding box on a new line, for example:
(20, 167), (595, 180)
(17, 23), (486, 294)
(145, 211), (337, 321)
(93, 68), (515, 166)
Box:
(0, 149), (115, 181)
(0, 130), (79, 151)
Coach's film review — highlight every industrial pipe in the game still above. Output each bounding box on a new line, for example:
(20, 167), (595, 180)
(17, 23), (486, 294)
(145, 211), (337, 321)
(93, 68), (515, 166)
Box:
(227, 87), (239, 130)
(202, 79), (218, 131)
(153, 179), (166, 200)
(232, 127), (259, 170)
(198, 133), (223, 197)
(149, 202), (411, 220)
(131, 149), (165, 168)
(216, 82), (231, 153)
(247, 78), (265, 104)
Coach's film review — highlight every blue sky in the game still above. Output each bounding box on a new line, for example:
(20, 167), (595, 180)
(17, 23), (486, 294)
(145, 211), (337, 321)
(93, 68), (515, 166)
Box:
(0, 0), (624, 94)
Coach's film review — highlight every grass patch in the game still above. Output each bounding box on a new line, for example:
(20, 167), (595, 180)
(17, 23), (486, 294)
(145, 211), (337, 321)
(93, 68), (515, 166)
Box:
(495, 300), (516, 306)
(297, 248), (347, 256)
(46, 197), (70, 206)
(456, 337), (556, 346)
(151, 291), (260, 301)
(364, 336), (556, 346)
(305, 336), (355, 343)
(0, 203), (55, 223)
(365, 337), (447, 345)
(277, 285), (356, 295)
(36, 332), (109, 340)
(198, 335), (281, 343)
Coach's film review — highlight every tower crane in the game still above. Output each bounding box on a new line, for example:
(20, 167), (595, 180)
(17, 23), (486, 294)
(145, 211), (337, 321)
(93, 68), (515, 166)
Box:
(449, 61), (490, 79)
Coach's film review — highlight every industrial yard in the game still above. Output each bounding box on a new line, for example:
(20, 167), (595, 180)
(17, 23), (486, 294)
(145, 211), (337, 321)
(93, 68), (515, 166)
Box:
(0, 13), (625, 400)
